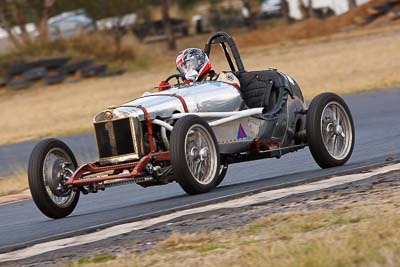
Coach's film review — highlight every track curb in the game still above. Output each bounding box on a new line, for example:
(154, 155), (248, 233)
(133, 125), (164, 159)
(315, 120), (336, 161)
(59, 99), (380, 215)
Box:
(0, 191), (31, 205)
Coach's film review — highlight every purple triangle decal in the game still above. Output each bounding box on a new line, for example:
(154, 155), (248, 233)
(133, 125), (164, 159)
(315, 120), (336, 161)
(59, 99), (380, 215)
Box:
(237, 123), (247, 139)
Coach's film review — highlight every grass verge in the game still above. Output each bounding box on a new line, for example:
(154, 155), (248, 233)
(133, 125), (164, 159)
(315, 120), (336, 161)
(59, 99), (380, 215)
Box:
(67, 187), (400, 267)
(0, 32), (155, 71)
(0, 170), (28, 196)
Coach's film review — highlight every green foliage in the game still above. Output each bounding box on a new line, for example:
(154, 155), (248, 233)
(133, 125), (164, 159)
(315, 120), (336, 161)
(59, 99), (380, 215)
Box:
(0, 0), (45, 25)
(91, 253), (117, 263)
(52, 0), (160, 20)
(172, 0), (200, 10)
(0, 32), (140, 68)
(243, 223), (266, 235)
(196, 242), (227, 253)
(78, 253), (117, 264)
(77, 257), (90, 264)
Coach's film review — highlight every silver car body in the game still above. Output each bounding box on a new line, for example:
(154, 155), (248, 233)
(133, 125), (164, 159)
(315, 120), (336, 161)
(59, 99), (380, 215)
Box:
(94, 78), (307, 164)
(120, 81), (243, 119)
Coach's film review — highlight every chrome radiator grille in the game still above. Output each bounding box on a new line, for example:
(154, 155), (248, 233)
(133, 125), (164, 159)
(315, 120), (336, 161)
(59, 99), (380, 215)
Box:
(94, 117), (143, 165)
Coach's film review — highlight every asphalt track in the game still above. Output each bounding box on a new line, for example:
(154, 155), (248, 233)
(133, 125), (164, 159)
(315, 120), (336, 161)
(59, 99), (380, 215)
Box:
(0, 88), (399, 252)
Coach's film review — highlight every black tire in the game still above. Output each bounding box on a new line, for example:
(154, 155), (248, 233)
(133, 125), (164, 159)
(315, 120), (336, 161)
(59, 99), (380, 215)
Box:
(44, 72), (66, 85)
(98, 69), (126, 77)
(61, 59), (93, 74)
(0, 75), (11, 86)
(22, 67), (47, 81)
(6, 79), (33, 90)
(28, 138), (80, 219)
(32, 57), (70, 69)
(6, 62), (34, 75)
(215, 164), (228, 187)
(170, 115), (221, 195)
(81, 64), (107, 78)
(306, 92), (355, 168)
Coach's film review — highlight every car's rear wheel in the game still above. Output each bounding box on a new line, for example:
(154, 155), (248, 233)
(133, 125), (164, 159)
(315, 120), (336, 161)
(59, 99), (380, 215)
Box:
(28, 138), (80, 219)
(170, 115), (221, 195)
(306, 93), (355, 168)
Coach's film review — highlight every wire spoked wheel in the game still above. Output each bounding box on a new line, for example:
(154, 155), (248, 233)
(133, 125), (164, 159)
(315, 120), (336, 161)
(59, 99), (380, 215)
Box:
(28, 138), (80, 219)
(171, 115), (221, 195)
(307, 93), (355, 168)
(321, 101), (353, 161)
(42, 148), (77, 207)
(185, 124), (218, 184)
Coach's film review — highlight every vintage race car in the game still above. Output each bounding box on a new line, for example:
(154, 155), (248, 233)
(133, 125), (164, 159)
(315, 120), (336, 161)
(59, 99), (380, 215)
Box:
(28, 32), (355, 219)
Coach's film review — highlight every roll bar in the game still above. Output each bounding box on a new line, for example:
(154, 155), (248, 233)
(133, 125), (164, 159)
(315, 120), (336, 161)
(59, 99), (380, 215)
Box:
(203, 32), (245, 72)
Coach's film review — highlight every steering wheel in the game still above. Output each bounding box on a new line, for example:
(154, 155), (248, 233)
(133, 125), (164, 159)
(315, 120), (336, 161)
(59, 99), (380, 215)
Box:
(165, 74), (186, 85)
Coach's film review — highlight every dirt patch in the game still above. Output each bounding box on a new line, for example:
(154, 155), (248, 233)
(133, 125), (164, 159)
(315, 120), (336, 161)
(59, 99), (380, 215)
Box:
(237, 0), (400, 48)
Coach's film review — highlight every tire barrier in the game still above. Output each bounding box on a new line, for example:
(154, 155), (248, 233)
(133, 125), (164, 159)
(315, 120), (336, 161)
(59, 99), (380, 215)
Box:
(0, 57), (125, 90)
(61, 59), (93, 75)
(44, 72), (66, 85)
(81, 64), (107, 78)
(0, 75), (11, 86)
(22, 67), (47, 81)
(6, 79), (33, 90)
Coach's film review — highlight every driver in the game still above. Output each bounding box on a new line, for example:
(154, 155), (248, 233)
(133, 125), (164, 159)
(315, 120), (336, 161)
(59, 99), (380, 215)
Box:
(158, 48), (240, 91)
(176, 48), (212, 81)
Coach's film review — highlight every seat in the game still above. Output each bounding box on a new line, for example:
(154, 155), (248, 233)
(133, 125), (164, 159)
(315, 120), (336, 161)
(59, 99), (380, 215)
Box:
(236, 70), (285, 111)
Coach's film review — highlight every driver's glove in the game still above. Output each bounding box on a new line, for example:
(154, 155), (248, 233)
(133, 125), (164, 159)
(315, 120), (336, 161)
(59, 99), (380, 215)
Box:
(158, 80), (170, 91)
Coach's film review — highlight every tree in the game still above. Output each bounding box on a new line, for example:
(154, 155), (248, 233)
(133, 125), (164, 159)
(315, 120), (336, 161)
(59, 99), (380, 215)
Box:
(348, 0), (357, 9)
(54, 0), (174, 50)
(298, 0), (308, 19)
(53, 0), (151, 54)
(38, 0), (56, 44)
(0, 0), (153, 50)
(307, 0), (316, 18)
(242, 0), (256, 29)
(298, 0), (315, 19)
(281, 0), (292, 24)
(52, 0), (140, 21)
(0, 0), (56, 48)
(161, 0), (176, 50)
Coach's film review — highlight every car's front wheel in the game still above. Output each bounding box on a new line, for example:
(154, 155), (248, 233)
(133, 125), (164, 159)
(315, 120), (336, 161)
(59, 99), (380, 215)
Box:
(170, 115), (221, 195)
(28, 138), (80, 219)
(216, 164), (228, 187)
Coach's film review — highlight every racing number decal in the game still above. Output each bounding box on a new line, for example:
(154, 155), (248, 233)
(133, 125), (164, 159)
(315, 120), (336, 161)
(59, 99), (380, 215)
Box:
(237, 123), (248, 139)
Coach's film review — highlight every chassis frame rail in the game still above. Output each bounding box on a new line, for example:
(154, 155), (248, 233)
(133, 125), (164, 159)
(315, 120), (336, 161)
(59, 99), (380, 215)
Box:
(65, 151), (170, 186)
